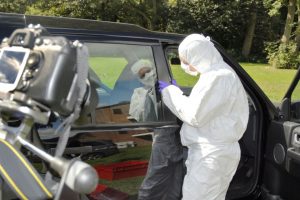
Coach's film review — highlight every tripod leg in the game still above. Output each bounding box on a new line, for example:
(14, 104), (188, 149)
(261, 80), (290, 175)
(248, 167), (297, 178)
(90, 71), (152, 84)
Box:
(0, 177), (3, 200)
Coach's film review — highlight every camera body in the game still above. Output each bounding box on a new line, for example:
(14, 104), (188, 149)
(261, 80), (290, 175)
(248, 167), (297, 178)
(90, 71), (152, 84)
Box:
(0, 25), (98, 199)
(0, 25), (81, 116)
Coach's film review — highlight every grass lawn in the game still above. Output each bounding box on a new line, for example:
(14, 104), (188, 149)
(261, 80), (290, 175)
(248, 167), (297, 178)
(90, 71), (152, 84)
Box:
(89, 57), (128, 89)
(240, 63), (297, 102)
(170, 64), (199, 87)
(88, 145), (151, 165)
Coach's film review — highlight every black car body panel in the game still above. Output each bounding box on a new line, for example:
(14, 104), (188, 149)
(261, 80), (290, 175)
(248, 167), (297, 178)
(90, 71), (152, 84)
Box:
(0, 12), (300, 200)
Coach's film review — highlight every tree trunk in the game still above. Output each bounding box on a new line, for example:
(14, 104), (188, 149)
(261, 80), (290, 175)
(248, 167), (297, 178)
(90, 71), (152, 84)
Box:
(281, 0), (296, 43)
(242, 12), (257, 59)
(295, 0), (300, 51)
(152, 0), (157, 30)
(128, 0), (153, 30)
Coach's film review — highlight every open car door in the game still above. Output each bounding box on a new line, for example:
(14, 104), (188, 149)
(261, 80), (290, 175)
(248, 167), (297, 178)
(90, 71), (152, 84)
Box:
(262, 69), (300, 200)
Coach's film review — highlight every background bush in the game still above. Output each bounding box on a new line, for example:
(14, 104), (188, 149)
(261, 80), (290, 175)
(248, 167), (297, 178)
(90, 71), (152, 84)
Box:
(266, 41), (300, 69)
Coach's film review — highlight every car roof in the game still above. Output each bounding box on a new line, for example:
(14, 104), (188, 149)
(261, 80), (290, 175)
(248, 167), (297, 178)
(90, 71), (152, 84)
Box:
(0, 12), (185, 44)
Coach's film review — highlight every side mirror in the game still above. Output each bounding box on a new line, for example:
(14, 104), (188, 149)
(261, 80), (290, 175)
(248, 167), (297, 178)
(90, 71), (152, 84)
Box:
(170, 57), (180, 65)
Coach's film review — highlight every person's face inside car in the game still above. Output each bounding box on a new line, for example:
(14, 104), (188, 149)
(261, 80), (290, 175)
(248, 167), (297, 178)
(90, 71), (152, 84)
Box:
(138, 66), (152, 79)
(137, 66), (155, 87)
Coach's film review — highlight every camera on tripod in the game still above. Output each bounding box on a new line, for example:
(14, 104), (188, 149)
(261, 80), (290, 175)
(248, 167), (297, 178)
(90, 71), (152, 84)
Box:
(0, 25), (98, 200)
(0, 24), (85, 117)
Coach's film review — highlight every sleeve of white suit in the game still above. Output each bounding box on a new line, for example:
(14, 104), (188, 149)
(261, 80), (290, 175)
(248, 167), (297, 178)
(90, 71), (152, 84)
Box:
(161, 75), (232, 127)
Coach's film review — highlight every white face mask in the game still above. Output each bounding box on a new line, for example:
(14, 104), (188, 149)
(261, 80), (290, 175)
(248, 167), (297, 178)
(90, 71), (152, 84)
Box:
(181, 62), (199, 76)
(139, 70), (156, 87)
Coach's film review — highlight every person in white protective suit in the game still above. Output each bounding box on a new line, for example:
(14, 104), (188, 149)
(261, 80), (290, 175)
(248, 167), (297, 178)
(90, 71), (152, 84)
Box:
(158, 34), (249, 200)
(130, 59), (185, 200)
(129, 59), (157, 122)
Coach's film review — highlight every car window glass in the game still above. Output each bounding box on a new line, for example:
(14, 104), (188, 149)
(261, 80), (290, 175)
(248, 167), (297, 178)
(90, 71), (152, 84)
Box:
(86, 43), (158, 124)
(165, 47), (198, 87)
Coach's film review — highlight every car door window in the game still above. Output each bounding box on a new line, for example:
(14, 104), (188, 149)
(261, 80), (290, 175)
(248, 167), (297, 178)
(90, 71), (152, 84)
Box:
(86, 43), (158, 124)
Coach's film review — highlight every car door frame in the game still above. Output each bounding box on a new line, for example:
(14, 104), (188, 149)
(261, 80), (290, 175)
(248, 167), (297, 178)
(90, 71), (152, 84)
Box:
(68, 36), (182, 145)
(261, 65), (300, 200)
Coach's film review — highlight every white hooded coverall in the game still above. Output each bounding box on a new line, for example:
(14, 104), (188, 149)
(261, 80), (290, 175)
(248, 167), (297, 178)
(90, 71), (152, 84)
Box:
(129, 59), (157, 122)
(161, 34), (249, 200)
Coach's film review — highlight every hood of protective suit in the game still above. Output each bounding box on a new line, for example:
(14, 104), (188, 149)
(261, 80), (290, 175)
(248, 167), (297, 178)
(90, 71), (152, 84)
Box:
(131, 59), (156, 87)
(178, 34), (224, 74)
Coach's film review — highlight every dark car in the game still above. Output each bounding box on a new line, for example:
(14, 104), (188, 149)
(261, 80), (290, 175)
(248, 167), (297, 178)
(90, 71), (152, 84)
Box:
(1, 12), (300, 200)
(44, 139), (119, 160)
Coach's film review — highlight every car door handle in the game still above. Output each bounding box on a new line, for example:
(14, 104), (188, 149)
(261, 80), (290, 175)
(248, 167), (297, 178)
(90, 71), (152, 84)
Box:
(292, 131), (300, 150)
(285, 131), (300, 172)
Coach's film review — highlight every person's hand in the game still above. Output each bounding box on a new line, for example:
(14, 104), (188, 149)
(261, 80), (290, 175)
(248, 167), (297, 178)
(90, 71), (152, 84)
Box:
(171, 79), (178, 86)
(158, 80), (171, 92)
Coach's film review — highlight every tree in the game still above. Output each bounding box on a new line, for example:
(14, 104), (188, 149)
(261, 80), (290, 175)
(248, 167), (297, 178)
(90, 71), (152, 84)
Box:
(26, 0), (102, 19)
(26, 0), (169, 31)
(167, 0), (270, 61)
(241, 0), (263, 59)
(0, 0), (28, 13)
(242, 12), (257, 59)
(2, 0), (279, 63)
(295, 0), (300, 50)
(264, 0), (300, 68)
(281, 0), (296, 43)
(122, 0), (169, 31)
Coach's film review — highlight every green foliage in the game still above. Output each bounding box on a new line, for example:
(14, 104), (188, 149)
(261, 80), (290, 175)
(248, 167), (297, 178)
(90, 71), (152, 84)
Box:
(26, 0), (169, 31)
(0, 0), (28, 13)
(167, 0), (271, 62)
(266, 41), (300, 69)
(263, 0), (285, 16)
(0, 0), (291, 63)
(26, 0), (101, 19)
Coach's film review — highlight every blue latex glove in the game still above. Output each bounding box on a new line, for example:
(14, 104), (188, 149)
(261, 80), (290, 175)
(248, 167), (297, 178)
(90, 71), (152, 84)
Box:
(171, 79), (178, 86)
(158, 80), (171, 92)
